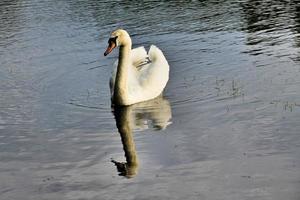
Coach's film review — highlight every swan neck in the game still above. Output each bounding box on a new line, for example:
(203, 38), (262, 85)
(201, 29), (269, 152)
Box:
(113, 43), (131, 105)
(119, 44), (131, 66)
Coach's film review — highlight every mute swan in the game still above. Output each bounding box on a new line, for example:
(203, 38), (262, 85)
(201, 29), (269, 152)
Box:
(104, 29), (169, 106)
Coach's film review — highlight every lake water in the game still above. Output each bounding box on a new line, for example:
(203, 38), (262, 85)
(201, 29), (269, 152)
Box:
(1, 0), (300, 199)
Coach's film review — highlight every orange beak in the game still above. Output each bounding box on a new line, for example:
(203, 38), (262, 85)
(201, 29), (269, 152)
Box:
(104, 42), (116, 56)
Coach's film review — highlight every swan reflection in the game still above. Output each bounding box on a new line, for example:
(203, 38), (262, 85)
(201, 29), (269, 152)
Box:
(111, 96), (172, 178)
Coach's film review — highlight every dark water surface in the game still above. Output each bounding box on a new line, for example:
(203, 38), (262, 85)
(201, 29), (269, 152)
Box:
(1, 0), (300, 199)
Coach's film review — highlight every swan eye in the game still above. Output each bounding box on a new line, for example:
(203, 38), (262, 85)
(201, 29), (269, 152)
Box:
(108, 36), (118, 45)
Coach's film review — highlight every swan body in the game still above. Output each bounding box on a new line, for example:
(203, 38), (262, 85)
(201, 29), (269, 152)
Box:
(104, 29), (169, 106)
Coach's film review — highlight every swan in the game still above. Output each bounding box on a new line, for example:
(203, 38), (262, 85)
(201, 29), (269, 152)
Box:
(104, 29), (169, 106)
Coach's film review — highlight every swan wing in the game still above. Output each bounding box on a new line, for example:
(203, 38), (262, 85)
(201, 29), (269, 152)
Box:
(130, 45), (169, 102)
(139, 45), (169, 87)
(131, 46), (148, 67)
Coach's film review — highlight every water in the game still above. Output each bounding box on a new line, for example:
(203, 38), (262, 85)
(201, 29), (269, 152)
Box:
(1, 0), (300, 199)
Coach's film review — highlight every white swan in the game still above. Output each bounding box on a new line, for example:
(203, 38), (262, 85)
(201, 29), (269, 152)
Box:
(104, 29), (169, 106)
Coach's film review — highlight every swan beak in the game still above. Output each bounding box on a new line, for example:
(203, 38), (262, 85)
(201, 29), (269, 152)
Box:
(104, 43), (116, 56)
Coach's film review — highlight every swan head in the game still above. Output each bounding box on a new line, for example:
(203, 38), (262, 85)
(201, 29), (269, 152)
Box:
(104, 29), (131, 56)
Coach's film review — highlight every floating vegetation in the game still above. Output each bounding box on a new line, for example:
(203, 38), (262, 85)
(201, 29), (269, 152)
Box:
(270, 100), (300, 112)
(215, 77), (244, 100)
(68, 89), (107, 110)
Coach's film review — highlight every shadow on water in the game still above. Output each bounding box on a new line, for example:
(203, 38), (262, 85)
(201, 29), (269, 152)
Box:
(0, 0), (23, 44)
(111, 96), (172, 178)
(241, 0), (300, 59)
